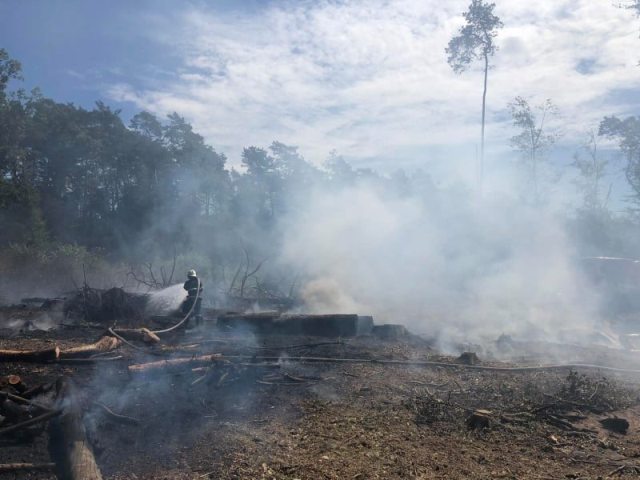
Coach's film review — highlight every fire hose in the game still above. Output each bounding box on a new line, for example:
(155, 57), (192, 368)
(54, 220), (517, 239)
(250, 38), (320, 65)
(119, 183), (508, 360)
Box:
(222, 355), (640, 375)
(152, 278), (201, 334)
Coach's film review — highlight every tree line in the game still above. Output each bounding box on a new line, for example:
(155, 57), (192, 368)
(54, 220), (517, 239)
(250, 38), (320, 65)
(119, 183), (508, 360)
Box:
(0, 48), (423, 272)
(1, 0), (640, 296)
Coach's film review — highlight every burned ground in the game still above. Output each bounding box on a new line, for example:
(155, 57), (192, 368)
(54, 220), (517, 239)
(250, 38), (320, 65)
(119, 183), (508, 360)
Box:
(1, 323), (640, 479)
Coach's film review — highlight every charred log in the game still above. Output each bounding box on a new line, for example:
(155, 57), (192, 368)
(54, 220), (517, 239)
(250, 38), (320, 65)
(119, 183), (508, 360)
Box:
(217, 313), (373, 337)
(0, 346), (60, 363)
(49, 379), (103, 480)
(128, 354), (224, 375)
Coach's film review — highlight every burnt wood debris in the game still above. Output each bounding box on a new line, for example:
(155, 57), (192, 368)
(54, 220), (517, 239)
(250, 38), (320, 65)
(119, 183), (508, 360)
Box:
(1, 290), (640, 478)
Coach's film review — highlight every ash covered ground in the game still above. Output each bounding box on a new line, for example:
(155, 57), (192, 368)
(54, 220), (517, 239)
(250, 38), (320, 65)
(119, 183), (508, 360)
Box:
(1, 301), (640, 480)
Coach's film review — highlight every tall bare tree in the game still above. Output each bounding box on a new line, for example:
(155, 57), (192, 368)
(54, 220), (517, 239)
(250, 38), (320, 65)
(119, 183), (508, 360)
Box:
(446, 0), (503, 192)
(508, 96), (560, 204)
(572, 130), (610, 212)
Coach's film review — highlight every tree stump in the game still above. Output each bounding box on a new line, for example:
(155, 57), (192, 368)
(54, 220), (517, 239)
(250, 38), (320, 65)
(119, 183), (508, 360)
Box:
(456, 352), (480, 365)
(467, 409), (492, 430)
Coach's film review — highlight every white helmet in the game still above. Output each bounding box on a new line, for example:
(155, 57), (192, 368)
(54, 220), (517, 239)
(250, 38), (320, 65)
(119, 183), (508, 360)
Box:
(187, 269), (197, 277)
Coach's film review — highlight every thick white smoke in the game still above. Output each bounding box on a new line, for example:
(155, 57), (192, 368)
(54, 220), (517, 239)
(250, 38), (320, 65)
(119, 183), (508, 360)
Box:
(279, 182), (602, 345)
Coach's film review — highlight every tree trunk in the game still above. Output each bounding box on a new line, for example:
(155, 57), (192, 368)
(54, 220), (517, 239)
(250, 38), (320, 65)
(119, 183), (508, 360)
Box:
(532, 147), (538, 204)
(0, 346), (60, 363)
(0, 337), (119, 363)
(480, 53), (489, 194)
(50, 379), (103, 480)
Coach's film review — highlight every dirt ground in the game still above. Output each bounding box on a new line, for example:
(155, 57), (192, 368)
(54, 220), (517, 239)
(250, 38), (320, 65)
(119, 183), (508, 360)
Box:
(2, 320), (640, 480)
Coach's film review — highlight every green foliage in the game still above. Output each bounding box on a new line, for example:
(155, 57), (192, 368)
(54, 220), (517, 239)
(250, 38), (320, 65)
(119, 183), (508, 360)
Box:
(599, 116), (640, 200)
(445, 0), (503, 73)
(0, 48), (22, 98)
(0, 242), (108, 297)
(508, 97), (559, 157)
(3, 47), (640, 302)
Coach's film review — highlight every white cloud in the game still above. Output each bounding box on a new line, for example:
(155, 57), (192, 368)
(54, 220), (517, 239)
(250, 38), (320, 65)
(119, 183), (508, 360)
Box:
(107, 0), (640, 172)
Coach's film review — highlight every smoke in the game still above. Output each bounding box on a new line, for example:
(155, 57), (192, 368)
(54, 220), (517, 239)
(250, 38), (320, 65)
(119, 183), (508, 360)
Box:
(145, 283), (186, 316)
(0, 312), (59, 331)
(278, 180), (603, 346)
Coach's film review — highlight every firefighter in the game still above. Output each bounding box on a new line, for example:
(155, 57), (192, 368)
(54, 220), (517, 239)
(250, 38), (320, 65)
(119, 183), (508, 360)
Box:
(182, 269), (203, 326)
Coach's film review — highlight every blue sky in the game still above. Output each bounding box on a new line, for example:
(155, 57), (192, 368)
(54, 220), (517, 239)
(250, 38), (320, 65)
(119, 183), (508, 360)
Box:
(1, 0), (640, 200)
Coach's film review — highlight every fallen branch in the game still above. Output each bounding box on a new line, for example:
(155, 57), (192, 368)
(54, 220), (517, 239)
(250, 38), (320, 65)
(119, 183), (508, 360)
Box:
(108, 328), (151, 353)
(0, 396), (31, 423)
(109, 328), (160, 344)
(21, 382), (54, 399)
(0, 409), (61, 436)
(57, 356), (124, 364)
(542, 393), (602, 412)
(607, 464), (640, 477)
(93, 401), (140, 426)
(128, 354), (224, 375)
(256, 380), (307, 386)
(0, 391), (54, 413)
(0, 463), (56, 473)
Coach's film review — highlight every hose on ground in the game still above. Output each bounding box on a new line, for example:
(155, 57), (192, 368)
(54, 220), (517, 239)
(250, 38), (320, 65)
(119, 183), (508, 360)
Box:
(222, 355), (640, 375)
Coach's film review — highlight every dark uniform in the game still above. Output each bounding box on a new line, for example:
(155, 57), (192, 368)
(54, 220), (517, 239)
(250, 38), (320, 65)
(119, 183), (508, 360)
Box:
(182, 276), (203, 324)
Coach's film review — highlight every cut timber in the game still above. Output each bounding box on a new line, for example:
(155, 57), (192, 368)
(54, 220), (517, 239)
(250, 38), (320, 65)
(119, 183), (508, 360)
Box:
(59, 336), (121, 359)
(278, 314), (373, 336)
(216, 312), (278, 333)
(128, 354), (224, 375)
(50, 379), (103, 480)
(1, 374), (27, 393)
(372, 324), (408, 340)
(0, 346), (60, 363)
(110, 328), (160, 344)
(217, 313), (373, 337)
